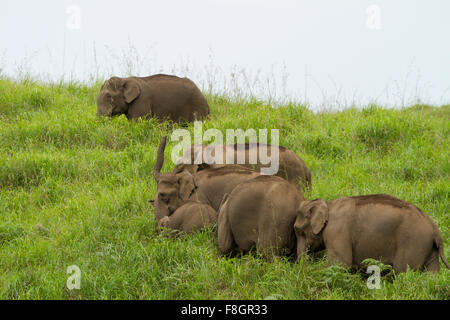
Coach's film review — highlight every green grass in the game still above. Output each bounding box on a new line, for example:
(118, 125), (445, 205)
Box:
(0, 78), (449, 299)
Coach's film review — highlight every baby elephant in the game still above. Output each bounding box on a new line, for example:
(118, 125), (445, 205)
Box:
(295, 194), (450, 273)
(218, 175), (305, 258)
(157, 201), (218, 235)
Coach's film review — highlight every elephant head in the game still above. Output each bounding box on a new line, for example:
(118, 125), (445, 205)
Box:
(294, 199), (329, 259)
(151, 136), (197, 222)
(97, 77), (141, 117)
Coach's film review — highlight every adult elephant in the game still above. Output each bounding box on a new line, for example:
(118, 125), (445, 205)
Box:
(174, 143), (312, 191)
(97, 74), (210, 122)
(294, 194), (450, 272)
(217, 175), (305, 259)
(150, 136), (261, 227)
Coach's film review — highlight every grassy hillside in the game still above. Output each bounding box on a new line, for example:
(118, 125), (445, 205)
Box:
(0, 78), (448, 299)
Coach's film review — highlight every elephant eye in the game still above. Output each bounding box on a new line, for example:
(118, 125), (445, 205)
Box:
(158, 192), (168, 202)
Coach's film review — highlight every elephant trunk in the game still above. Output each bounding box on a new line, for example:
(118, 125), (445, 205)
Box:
(296, 236), (308, 261)
(97, 103), (112, 117)
(153, 199), (171, 227)
(97, 91), (113, 117)
(153, 136), (167, 181)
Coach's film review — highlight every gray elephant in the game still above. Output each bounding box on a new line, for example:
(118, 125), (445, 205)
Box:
(157, 201), (217, 235)
(174, 143), (312, 191)
(97, 74), (210, 122)
(294, 194), (450, 272)
(217, 175), (305, 258)
(151, 136), (261, 225)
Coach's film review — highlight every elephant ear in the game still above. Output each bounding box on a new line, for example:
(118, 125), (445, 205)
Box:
(123, 79), (141, 103)
(294, 200), (312, 232)
(310, 200), (329, 235)
(177, 171), (196, 201)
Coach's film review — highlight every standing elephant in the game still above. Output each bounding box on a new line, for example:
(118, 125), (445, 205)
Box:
(97, 74), (210, 122)
(157, 201), (218, 235)
(294, 194), (450, 272)
(217, 175), (305, 258)
(174, 143), (312, 191)
(151, 136), (261, 225)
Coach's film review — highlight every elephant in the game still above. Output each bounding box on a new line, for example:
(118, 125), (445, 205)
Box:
(294, 194), (450, 272)
(157, 201), (217, 235)
(174, 142), (312, 191)
(97, 74), (210, 122)
(151, 136), (262, 224)
(217, 175), (305, 258)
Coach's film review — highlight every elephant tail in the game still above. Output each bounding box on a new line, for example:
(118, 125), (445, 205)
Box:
(432, 222), (450, 269)
(439, 245), (450, 269)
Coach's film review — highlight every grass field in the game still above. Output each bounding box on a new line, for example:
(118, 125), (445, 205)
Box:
(0, 78), (448, 299)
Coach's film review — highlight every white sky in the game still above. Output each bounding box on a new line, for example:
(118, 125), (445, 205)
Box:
(1, 0), (449, 109)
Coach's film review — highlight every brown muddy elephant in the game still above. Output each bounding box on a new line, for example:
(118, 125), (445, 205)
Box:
(174, 143), (312, 191)
(294, 194), (450, 272)
(217, 175), (305, 258)
(97, 74), (210, 122)
(151, 137), (261, 230)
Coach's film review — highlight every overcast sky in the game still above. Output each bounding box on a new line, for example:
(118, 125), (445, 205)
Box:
(1, 0), (449, 109)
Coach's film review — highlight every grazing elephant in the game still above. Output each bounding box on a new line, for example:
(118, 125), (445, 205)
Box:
(97, 74), (210, 122)
(294, 194), (450, 272)
(151, 136), (261, 223)
(217, 175), (305, 258)
(157, 201), (217, 235)
(174, 143), (312, 191)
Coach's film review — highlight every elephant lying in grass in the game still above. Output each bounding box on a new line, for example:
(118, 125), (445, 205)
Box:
(157, 201), (217, 235)
(97, 74), (210, 122)
(175, 143), (312, 191)
(294, 194), (450, 273)
(151, 137), (261, 232)
(218, 175), (305, 258)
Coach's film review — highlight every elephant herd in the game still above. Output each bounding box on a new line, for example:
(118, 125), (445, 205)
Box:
(98, 74), (449, 273)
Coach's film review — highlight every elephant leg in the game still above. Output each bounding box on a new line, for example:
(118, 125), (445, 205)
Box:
(256, 238), (281, 261)
(217, 212), (235, 256)
(325, 239), (353, 267)
(393, 248), (424, 273)
(392, 259), (409, 273)
(258, 246), (280, 261)
(257, 229), (292, 260)
(423, 248), (440, 272)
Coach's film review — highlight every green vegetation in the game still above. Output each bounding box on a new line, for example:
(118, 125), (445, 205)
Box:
(0, 78), (448, 299)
